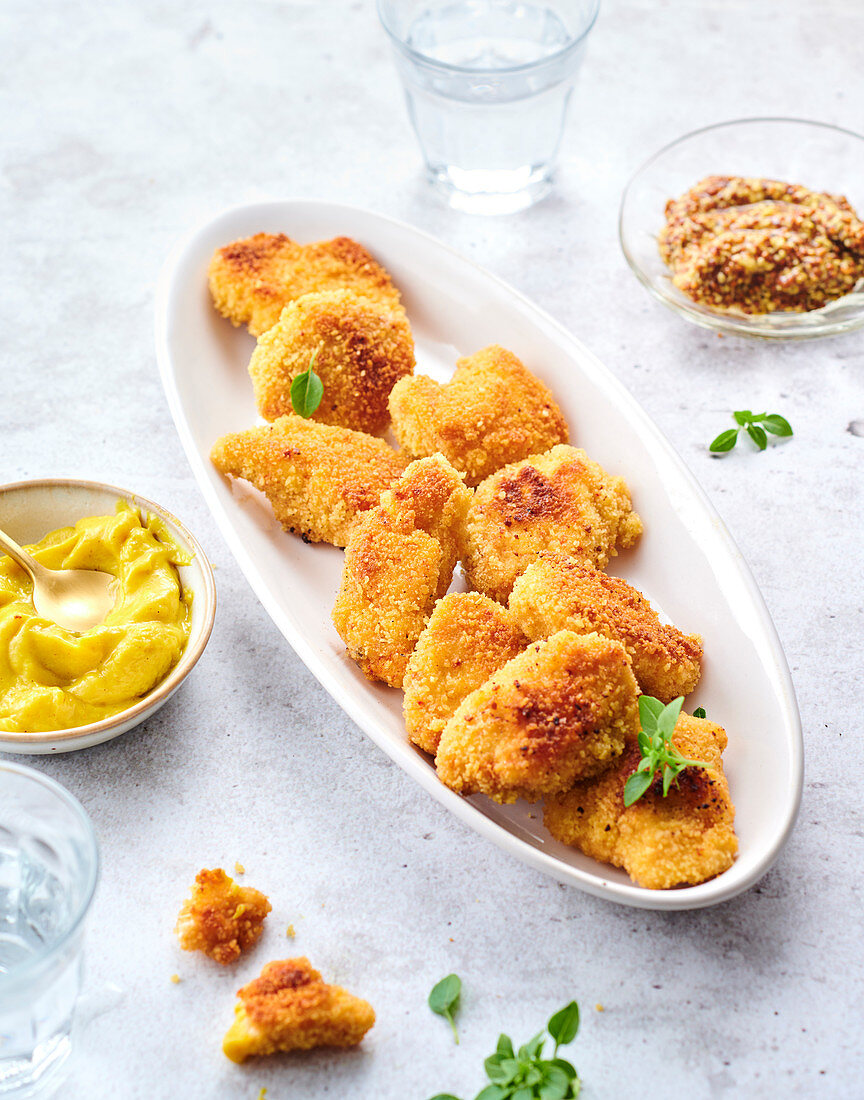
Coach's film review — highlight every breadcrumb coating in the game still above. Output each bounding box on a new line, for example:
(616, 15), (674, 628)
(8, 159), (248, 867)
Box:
(462, 445), (643, 603)
(208, 233), (403, 337)
(248, 289), (415, 433)
(210, 416), (409, 547)
(222, 957), (375, 1062)
(331, 456), (471, 687)
(403, 592), (527, 756)
(175, 868), (271, 965)
(388, 345), (568, 486)
(509, 554), (702, 703)
(435, 630), (640, 804)
(544, 712), (738, 889)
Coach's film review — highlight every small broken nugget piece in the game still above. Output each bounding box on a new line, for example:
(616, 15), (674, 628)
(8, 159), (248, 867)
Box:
(248, 289), (415, 433)
(435, 630), (640, 803)
(403, 592), (528, 756)
(544, 712), (737, 889)
(209, 233), (403, 337)
(210, 416), (409, 547)
(332, 456), (471, 687)
(223, 957), (375, 1062)
(462, 445), (643, 603)
(388, 345), (568, 486)
(175, 868), (271, 965)
(509, 554), (702, 703)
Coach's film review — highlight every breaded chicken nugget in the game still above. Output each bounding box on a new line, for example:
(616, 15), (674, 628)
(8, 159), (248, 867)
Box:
(388, 345), (568, 486)
(248, 289), (415, 433)
(404, 592), (527, 756)
(509, 555), (702, 703)
(175, 868), (271, 965)
(462, 445), (643, 603)
(379, 453), (471, 582)
(332, 456), (471, 687)
(435, 630), (640, 803)
(210, 416), (409, 547)
(222, 957), (375, 1062)
(544, 712), (737, 889)
(209, 233), (403, 337)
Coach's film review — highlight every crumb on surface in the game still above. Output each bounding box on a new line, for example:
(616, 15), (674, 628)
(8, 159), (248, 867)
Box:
(222, 957), (375, 1062)
(595, 1003), (605, 1012)
(170, 974), (181, 984)
(235, 862), (246, 875)
(175, 868), (271, 965)
(286, 924), (295, 938)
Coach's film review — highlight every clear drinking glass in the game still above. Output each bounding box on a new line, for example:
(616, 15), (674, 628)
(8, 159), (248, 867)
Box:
(378, 0), (600, 214)
(0, 763), (98, 1097)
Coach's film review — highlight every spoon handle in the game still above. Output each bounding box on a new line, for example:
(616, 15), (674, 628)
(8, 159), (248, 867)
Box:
(0, 526), (41, 579)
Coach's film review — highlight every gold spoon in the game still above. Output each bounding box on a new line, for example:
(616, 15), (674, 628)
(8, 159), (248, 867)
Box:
(0, 526), (117, 633)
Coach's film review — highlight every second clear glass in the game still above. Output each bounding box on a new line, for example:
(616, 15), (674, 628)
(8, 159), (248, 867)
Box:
(378, 0), (601, 214)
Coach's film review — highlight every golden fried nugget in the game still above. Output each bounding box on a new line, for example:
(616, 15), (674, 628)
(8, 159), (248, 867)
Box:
(388, 345), (568, 486)
(403, 592), (527, 756)
(462, 445), (643, 603)
(331, 456), (471, 687)
(544, 713), (737, 889)
(210, 416), (409, 547)
(175, 868), (271, 966)
(222, 957), (375, 1062)
(509, 555), (702, 703)
(248, 289), (415, 433)
(435, 630), (640, 803)
(209, 233), (403, 337)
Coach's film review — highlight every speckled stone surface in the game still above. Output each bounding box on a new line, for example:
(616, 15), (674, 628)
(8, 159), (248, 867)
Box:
(2, 1), (863, 1097)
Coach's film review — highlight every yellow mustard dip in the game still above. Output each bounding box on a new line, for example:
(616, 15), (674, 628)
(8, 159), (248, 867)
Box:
(0, 502), (192, 733)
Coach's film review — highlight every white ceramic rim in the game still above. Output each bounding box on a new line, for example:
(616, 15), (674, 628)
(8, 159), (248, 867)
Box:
(155, 199), (803, 910)
(619, 116), (864, 340)
(0, 478), (216, 746)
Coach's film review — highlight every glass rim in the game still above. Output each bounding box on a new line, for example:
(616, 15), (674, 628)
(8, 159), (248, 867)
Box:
(0, 761), (99, 992)
(376, 0), (601, 76)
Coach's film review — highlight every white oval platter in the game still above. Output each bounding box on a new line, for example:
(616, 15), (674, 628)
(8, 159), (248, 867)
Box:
(155, 200), (802, 911)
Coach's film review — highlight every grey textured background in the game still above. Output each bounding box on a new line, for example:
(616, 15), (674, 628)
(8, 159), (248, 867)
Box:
(2, 1), (863, 1097)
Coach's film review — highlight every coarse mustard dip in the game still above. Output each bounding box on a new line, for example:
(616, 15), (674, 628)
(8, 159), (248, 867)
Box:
(0, 502), (192, 733)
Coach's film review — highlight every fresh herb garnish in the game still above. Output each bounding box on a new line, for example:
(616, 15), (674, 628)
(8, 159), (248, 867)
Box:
(709, 409), (792, 454)
(623, 696), (712, 807)
(693, 706), (706, 719)
(429, 1000), (582, 1100)
(429, 974), (462, 1044)
(290, 348), (324, 418)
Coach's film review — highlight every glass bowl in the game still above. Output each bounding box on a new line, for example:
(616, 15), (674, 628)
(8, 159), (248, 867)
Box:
(619, 118), (864, 340)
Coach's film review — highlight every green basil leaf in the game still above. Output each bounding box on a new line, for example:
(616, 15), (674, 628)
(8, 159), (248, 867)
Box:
(638, 695), (664, 727)
(746, 424), (767, 450)
(693, 707), (706, 719)
(624, 770), (654, 806)
(497, 1034), (515, 1059)
(510, 1088), (534, 1100)
(486, 1058), (519, 1084)
(548, 1059), (577, 1079)
(475, 1087), (508, 1100)
(429, 974), (461, 1015)
(289, 365), (324, 418)
(548, 1001), (580, 1047)
(429, 1095), (464, 1100)
(709, 428), (739, 453)
(761, 414), (793, 437)
(733, 409), (753, 426)
(658, 697), (684, 737)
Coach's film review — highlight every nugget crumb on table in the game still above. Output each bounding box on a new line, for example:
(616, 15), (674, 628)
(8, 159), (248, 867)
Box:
(248, 289), (414, 433)
(435, 630), (640, 803)
(210, 416), (409, 547)
(175, 868), (271, 965)
(404, 592), (527, 756)
(462, 445), (642, 603)
(222, 957), (375, 1062)
(388, 344), (568, 486)
(509, 554), (702, 702)
(544, 712), (738, 889)
(332, 455), (471, 687)
(208, 232), (403, 336)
